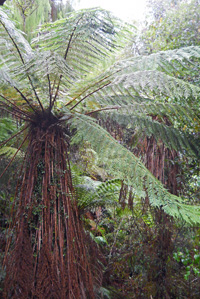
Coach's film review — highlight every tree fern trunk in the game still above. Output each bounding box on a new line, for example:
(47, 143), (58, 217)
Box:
(139, 135), (178, 299)
(4, 122), (96, 298)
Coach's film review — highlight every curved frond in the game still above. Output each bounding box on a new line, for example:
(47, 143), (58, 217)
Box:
(16, 50), (78, 99)
(96, 104), (200, 157)
(68, 113), (200, 224)
(0, 68), (16, 87)
(32, 8), (132, 75)
(111, 70), (200, 101)
(18, 51), (76, 81)
(74, 175), (120, 212)
(120, 46), (200, 73)
(65, 56), (200, 113)
(0, 8), (33, 68)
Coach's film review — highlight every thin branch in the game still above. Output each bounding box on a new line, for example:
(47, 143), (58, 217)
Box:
(50, 76), (57, 96)
(65, 67), (122, 108)
(51, 78), (61, 108)
(0, 19), (25, 64)
(0, 19), (44, 112)
(108, 216), (125, 262)
(0, 124), (29, 148)
(63, 16), (83, 60)
(27, 77), (44, 113)
(70, 81), (111, 111)
(0, 133), (29, 179)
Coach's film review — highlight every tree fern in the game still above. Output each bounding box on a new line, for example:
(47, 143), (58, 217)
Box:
(0, 6), (200, 298)
(0, 7), (199, 218)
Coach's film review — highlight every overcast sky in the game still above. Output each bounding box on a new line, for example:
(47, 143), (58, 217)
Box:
(75, 0), (148, 22)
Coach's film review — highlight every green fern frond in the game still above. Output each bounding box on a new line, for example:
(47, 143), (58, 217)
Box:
(101, 101), (199, 124)
(0, 69), (16, 87)
(65, 59), (200, 114)
(0, 69), (36, 109)
(73, 173), (120, 211)
(0, 117), (18, 142)
(98, 107), (200, 157)
(68, 113), (200, 223)
(14, 51), (78, 103)
(17, 51), (77, 82)
(0, 146), (22, 158)
(0, 8), (33, 68)
(32, 8), (132, 75)
(121, 46), (200, 73)
(110, 70), (200, 101)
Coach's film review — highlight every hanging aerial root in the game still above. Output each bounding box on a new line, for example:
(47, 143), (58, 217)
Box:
(4, 222), (34, 299)
(34, 238), (62, 299)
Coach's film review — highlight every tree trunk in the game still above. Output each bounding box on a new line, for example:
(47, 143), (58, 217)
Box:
(138, 135), (178, 298)
(4, 122), (97, 298)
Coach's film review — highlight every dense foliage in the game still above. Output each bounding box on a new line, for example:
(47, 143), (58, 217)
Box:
(142, 0), (200, 54)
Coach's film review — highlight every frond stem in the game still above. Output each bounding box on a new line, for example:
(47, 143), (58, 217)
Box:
(0, 106), (31, 121)
(70, 81), (111, 110)
(65, 75), (112, 107)
(47, 74), (52, 111)
(52, 17), (82, 107)
(0, 124), (29, 148)
(13, 86), (38, 114)
(64, 16), (83, 61)
(0, 95), (31, 117)
(0, 20), (44, 112)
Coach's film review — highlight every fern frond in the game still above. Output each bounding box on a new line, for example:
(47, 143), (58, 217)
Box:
(0, 117), (18, 142)
(70, 163), (119, 211)
(17, 50), (76, 82)
(0, 69), (38, 111)
(0, 68), (16, 87)
(0, 8), (45, 111)
(0, 146), (22, 158)
(15, 51), (78, 101)
(65, 57), (200, 114)
(0, 8), (33, 68)
(32, 8), (132, 75)
(111, 70), (200, 101)
(96, 101), (199, 124)
(68, 113), (200, 224)
(121, 46), (200, 73)
(75, 176), (120, 212)
(98, 106), (200, 157)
